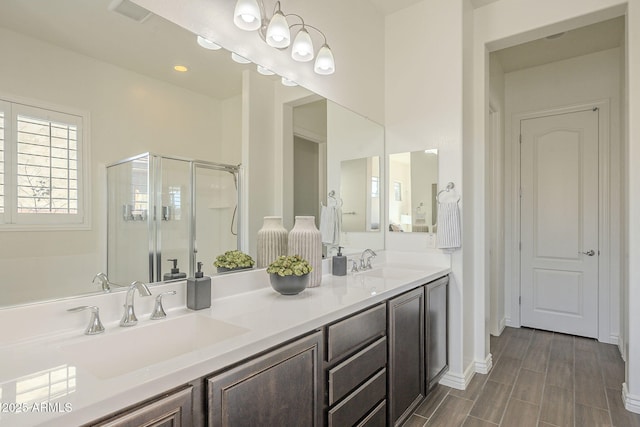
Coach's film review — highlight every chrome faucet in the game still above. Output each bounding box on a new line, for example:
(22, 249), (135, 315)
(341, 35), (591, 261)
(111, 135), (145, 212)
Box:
(120, 281), (152, 327)
(68, 305), (105, 335)
(93, 272), (123, 293)
(150, 290), (177, 320)
(360, 249), (377, 270)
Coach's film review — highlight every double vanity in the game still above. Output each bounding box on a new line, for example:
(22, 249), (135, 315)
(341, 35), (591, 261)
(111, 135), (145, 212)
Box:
(0, 253), (450, 426)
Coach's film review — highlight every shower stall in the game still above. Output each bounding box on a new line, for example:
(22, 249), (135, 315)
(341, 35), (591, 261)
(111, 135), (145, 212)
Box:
(106, 153), (242, 284)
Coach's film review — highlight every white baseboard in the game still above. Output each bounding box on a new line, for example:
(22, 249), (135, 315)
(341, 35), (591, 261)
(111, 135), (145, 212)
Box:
(439, 362), (475, 390)
(475, 354), (493, 374)
(623, 383), (640, 414)
(602, 333), (619, 345)
(498, 318), (506, 335)
(617, 336), (626, 362)
(505, 316), (519, 328)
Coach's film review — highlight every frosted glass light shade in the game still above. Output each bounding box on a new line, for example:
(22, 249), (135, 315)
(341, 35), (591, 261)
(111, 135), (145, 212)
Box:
(257, 65), (275, 75)
(231, 52), (251, 64)
(266, 11), (290, 48)
(196, 36), (221, 50)
(281, 77), (297, 86)
(314, 44), (335, 75)
(291, 28), (314, 62)
(233, 0), (261, 31)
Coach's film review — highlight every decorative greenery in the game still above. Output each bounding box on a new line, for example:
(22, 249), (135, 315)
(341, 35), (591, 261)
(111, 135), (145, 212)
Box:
(267, 255), (313, 277)
(214, 250), (255, 269)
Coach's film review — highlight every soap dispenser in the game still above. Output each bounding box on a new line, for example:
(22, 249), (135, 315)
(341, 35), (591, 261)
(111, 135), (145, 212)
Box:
(187, 262), (211, 310)
(163, 259), (187, 281)
(332, 246), (347, 276)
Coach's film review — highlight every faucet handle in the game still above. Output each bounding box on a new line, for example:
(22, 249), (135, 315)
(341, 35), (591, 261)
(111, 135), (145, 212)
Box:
(68, 306), (105, 335)
(150, 291), (177, 320)
(350, 259), (359, 273)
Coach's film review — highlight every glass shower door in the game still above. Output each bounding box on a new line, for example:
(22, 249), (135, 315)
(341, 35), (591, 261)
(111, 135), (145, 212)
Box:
(192, 163), (240, 276)
(156, 157), (191, 281)
(107, 154), (152, 285)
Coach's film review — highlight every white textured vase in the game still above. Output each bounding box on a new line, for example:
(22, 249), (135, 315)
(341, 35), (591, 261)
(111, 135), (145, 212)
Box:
(288, 216), (322, 287)
(256, 216), (288, 268)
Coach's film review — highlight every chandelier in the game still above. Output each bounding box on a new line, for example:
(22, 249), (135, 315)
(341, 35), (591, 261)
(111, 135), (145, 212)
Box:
(232, 0), (335, 75)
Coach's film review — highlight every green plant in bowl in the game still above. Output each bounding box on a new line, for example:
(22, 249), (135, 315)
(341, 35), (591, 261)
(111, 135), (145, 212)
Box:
(214, 250), (255, 273)
(267, 255), (313, 295)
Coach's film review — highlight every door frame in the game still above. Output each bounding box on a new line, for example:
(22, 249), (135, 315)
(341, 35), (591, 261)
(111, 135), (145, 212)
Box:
(507, 99), (613, 343)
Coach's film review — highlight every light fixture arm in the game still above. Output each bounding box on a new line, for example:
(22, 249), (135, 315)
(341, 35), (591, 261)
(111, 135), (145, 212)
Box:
(288, 22), (327, 45)
(233, 0), (334, 75)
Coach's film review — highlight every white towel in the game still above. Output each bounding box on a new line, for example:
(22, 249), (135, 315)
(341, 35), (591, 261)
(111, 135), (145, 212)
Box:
(436, 202), (461, 251)
(320, 204), (341, 245)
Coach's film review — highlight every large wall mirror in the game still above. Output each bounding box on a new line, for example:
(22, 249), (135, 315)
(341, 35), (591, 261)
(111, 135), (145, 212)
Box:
(340, 156), (381, 232)
(388, 150), (438, 233)
(0, 0), (384, 308)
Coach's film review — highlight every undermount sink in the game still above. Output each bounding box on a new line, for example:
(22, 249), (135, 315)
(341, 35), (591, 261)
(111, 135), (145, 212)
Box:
(356, 266), (425, 280)
(58, 314), (249, 379)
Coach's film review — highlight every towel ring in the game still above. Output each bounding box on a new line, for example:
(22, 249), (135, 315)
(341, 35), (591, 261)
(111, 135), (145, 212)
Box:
(437, 182), (460, 204)
(326, 190), (343, 207)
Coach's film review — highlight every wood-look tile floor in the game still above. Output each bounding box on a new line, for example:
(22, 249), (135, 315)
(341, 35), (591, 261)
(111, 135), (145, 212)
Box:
(404, 327), (640, 427)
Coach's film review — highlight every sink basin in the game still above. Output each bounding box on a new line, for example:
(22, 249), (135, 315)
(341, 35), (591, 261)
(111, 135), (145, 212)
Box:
(357, 266), (424, 280)
(58, 315), (249, 379)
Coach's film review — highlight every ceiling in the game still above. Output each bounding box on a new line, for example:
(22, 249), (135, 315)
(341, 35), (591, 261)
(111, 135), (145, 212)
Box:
(367, 0), (424, 16)
(0, 0), (626, 99)
(493, 16), (625, 73)
(0, 0), (250, 100)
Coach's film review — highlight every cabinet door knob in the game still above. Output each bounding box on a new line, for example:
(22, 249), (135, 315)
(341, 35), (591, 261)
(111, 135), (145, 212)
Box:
(579, 250), (595, 256)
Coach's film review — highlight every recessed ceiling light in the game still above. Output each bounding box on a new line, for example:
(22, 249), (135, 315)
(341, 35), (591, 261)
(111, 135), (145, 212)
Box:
(174, 65), (188, 72)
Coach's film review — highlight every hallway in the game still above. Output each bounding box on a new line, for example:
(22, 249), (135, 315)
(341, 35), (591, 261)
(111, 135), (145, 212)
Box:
(405, 327), (640, 426)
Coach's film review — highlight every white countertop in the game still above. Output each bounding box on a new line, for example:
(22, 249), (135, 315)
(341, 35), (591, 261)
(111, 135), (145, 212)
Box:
(0, 257), (449, 426)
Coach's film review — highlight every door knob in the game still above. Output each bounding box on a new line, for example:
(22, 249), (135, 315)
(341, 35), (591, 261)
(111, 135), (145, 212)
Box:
(580, 250), (595, 256)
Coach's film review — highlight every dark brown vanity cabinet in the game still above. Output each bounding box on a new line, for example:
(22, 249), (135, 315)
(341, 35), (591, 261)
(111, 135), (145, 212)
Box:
(426, 275), (449, 390)
(325, 304), (387, 427)
(387, 287), (426, 426)
(84, 274), (448, 427)
(89, 386), (194, 427)
(207, 331), (323, 427)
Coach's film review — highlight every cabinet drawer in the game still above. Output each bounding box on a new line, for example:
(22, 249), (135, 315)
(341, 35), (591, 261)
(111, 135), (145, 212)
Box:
(357, 400), (387, 427)
(327, 369), (386, 427)
(327, 304), (386, 363)
(328, 337), (387, 405)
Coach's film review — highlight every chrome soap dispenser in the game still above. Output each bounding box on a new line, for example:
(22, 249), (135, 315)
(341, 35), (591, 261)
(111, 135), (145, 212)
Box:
(332, 246), (347, 276)
(187, 261), (211, 310)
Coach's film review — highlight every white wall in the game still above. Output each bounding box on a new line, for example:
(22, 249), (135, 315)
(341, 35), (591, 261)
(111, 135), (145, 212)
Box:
(385, 0), (472, 387)
(242, 70), (277, 257)
(488, 54), (506, 336)
(0, 27), (236, 306)
(626, 0), (640, 412)
(132, 0), (386, 124)
(503, 48), (622, 344)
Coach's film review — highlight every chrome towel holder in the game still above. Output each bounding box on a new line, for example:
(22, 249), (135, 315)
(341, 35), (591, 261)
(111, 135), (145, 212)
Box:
(437, 182), (460, 204)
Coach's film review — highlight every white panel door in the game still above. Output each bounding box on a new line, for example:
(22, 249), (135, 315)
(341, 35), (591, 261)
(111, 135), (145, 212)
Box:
(520, 109), (599, 338)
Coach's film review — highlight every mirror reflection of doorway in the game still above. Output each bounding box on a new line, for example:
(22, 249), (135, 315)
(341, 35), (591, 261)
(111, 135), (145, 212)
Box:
(293, 136), (324, 228)
(292, 100), (328, 229)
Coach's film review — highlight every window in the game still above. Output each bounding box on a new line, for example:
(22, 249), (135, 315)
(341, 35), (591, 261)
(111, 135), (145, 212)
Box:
(0, 98), (88, 228)
(394, 181), (402, 201)
(371, 176), (379, 198)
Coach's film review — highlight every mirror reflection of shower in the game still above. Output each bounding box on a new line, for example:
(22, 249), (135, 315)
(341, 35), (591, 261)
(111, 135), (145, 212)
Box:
(192, 163), (242, 275)
(107, 153), (242, 284)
